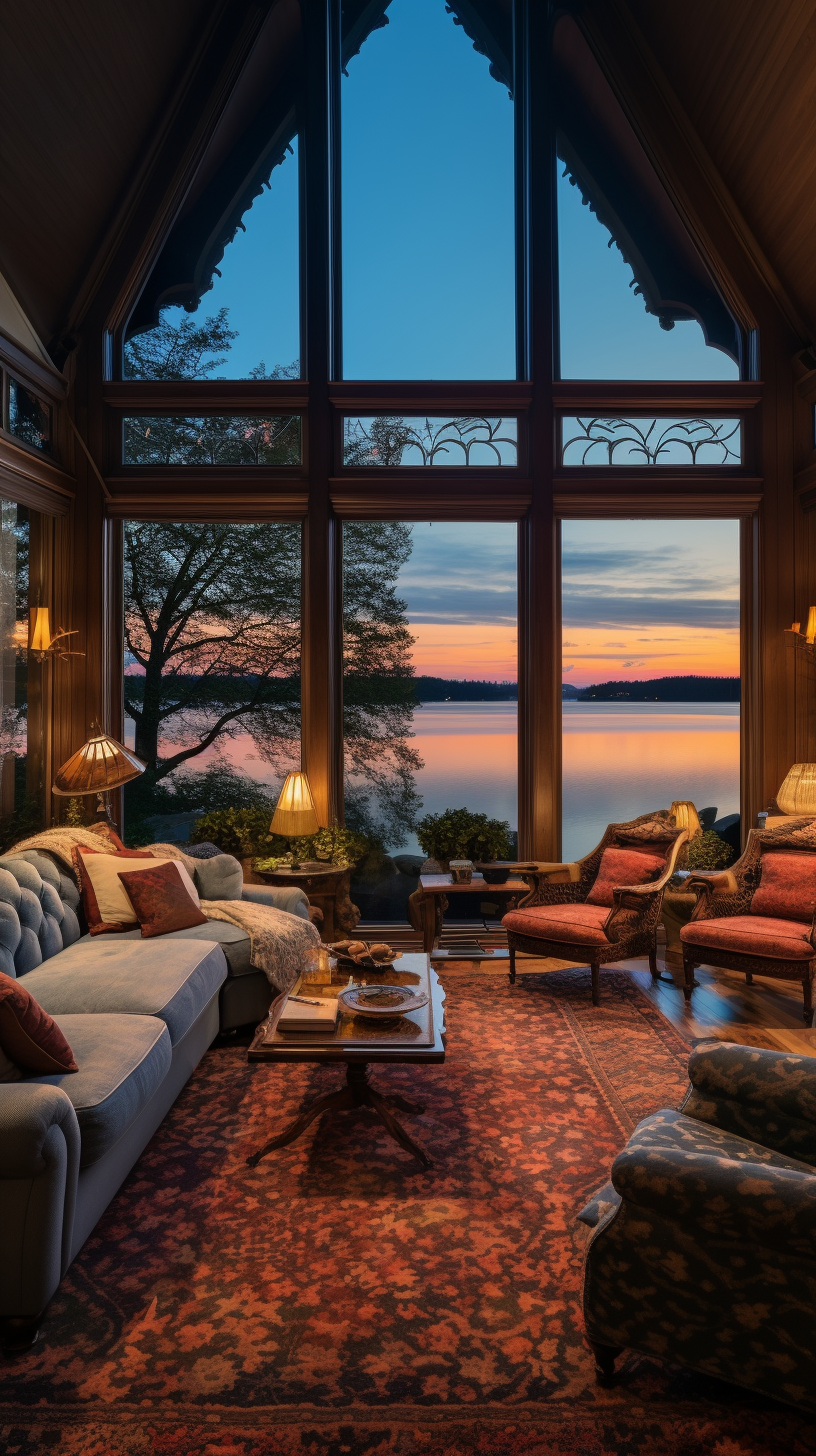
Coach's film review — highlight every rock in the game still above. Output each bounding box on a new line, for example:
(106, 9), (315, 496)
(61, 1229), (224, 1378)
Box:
(393, 854), (425, 876)
(712, 813), (741, 857)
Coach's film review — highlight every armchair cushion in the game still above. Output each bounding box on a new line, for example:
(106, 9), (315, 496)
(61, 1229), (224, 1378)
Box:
(683, 1042), (816, 1166)
(502, 902), (612, 946)
(751, 850), (816, 923)
(586, 846), (666, 907)
(611, 1107), (816, 1260)
(681, 913), (814, 960)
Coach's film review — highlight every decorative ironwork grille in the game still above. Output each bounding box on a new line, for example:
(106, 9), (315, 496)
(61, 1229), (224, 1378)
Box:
(343, 415), (518, 467)
(560, 416), (741, 467)
(123, 415), (301, 466)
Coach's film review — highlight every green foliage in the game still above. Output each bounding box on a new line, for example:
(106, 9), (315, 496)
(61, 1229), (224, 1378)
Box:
(190, 806), (273, 858)
(687, 830), (734, 870)
(64, 797), (86, 827)
(416, 807), (514, 867)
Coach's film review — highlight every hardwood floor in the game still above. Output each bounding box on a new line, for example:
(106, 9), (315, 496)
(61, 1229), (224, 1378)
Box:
(441, 952), (816, 1056)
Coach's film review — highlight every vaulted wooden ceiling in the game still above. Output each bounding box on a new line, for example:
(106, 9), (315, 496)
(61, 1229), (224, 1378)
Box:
(2, 0), (816, 359)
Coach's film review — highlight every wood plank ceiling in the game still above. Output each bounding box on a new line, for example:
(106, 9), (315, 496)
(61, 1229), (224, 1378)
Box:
(2, 0), (816, 357)
(626, 0), (816, 345)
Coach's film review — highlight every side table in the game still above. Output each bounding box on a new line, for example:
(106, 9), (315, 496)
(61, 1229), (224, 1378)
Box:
(418, 872), (530, 954)
(255, 862), (360, 942)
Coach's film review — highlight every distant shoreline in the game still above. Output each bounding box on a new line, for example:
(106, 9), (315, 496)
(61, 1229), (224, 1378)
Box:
(411, 674), (740, 703)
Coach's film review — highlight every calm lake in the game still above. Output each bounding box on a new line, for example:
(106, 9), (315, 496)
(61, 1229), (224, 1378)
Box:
(398, 700), (740, 860)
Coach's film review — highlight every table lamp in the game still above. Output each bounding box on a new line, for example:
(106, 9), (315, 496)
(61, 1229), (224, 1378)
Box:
(52, 721), (146, 828)
(270, 771), (319, 868)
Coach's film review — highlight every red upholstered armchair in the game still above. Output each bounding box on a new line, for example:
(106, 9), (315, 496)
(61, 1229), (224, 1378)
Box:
(502, 812), (689, 1006)
(681, 822), (816, 1025)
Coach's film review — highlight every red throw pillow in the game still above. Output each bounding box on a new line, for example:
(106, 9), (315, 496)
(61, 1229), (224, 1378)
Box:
(117, 861), (209, 938)
(586, 846), (667, 907)
(72, 847), (157, 933)
(0, 978), (78, 1074)
(751, 851), (816, 923)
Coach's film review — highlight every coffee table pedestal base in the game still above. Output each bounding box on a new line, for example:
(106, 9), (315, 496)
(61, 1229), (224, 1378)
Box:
(246, 1062), (431, 1168)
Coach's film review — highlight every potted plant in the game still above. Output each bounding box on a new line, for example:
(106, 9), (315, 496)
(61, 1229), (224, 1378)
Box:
(416, 808), (514, 879)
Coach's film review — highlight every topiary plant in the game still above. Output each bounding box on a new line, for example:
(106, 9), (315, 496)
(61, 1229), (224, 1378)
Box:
(687, 829), (734, 871)
(416, 807), (514, 868)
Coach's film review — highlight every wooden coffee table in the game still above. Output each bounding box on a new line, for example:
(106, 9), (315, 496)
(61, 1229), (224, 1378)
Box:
(246, 953), (446, 1168)
(418, 872), (531, 954)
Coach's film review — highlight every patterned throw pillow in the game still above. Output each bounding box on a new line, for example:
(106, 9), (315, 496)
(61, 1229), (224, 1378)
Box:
(586, 846), (667, 907)
(117, 861), (210, 938)
(751, 851), (816, 923)
(72, 847), (157, 934)
(615, 820), (681, 845)
(0, 978), (78, 1074)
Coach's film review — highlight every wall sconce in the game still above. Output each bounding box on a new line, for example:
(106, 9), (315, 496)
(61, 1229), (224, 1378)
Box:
(28, 606), (83, 661)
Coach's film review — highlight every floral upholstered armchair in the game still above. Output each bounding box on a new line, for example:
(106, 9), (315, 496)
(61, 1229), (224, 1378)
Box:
(582, 1040), (816, 1412)
(502, 812), (689, 1005)
(681, 821), (816, 1025)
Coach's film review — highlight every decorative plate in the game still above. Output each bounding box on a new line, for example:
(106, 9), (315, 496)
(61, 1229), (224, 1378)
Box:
(338, 984), (428, 1018)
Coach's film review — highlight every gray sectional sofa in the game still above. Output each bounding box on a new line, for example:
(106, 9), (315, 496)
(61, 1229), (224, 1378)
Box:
(0, 845), (312, 1353)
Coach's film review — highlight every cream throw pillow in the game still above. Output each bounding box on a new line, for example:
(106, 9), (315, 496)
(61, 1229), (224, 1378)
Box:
(81, 855), (201, 926)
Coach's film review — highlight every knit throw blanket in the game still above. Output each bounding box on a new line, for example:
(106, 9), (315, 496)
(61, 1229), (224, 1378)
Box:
(10, 826), (123, 869)
(10, 834), (318, 994)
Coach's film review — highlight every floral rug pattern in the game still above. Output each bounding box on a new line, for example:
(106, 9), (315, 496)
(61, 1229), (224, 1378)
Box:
(2, 969), (815, 1456)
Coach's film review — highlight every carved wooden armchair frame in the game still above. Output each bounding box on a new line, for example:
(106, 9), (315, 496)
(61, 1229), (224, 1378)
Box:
(682, 828), (816, 1026)
(505, 811), (689, 1005)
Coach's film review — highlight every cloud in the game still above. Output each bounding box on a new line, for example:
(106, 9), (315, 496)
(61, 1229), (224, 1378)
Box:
(563, 664), (575, 672)
(563, 640), (579, 647)
(622, 659), (647, 669)
(562, 592), (739, 630)
(603, 641), (626, 647)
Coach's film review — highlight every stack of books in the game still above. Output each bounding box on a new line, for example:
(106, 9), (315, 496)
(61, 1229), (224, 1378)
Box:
(275, 993), (340, 1035)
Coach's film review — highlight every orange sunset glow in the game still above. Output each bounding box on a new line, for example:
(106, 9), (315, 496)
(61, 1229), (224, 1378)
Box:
(410, 621), (517, 679)
(562, 623), (740, 687)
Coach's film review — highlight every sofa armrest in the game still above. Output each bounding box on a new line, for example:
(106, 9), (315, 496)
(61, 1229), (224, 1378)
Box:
(241, 885), (310, 920)
(611, 1135), (816, 1259)
(682, 1042), (816, 1165)
(0, 1085), (80, 1319)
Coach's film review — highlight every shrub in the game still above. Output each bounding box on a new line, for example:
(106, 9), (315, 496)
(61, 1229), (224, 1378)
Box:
(687, 830), (734, 871)
(255, 824), (370, 872)
(190, 806), (273, 857)
(416, 807), (514, 867)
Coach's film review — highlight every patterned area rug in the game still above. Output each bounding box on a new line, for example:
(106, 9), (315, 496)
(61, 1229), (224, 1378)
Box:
(2, 968), (814, 1456)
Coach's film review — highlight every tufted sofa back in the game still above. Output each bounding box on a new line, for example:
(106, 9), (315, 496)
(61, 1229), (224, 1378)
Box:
(0, 850), (82, 978)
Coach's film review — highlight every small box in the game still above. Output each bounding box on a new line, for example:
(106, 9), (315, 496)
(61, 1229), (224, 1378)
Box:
(449, 859), (473, 884)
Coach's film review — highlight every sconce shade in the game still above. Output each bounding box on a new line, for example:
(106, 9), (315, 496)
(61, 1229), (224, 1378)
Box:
(270, 772), (319, 838)
(776, 764), (816, 817)
(807, 608), (816, 645)
(29, 606), (52, 653)
(52, 723), (146, 797)
(670, 800), (703, 841)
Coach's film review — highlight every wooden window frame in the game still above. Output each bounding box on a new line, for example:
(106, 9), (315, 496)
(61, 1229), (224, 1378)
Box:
(102, 0), (761, 857)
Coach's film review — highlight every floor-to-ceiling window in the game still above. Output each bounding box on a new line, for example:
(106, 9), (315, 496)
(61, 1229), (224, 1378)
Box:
(561, 519), (740, 860)
(343, 519), (517, 919)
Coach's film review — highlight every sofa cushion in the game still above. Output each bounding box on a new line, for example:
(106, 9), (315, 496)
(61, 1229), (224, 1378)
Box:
(0, 977), (78, 1073)
(118, 861), (209, 937)
(87, 919), (253, 978)
(681, 914), (814, 961)
(586, 846), (666, 907)
(27, 1013), (171, 1167)
(21, 937), (227, 1046)
(193, 853), (243, 902)
(502, 902), (612, 947)
(751, 850), (816, 923)
(73, 847), (158, 933)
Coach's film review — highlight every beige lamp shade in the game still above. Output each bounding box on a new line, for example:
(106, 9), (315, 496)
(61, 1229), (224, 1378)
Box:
(776, 764), (816, 817)
(52, 723), (146, 796)
(670, 800), (703, 841)
(270, 771), (319, 838)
